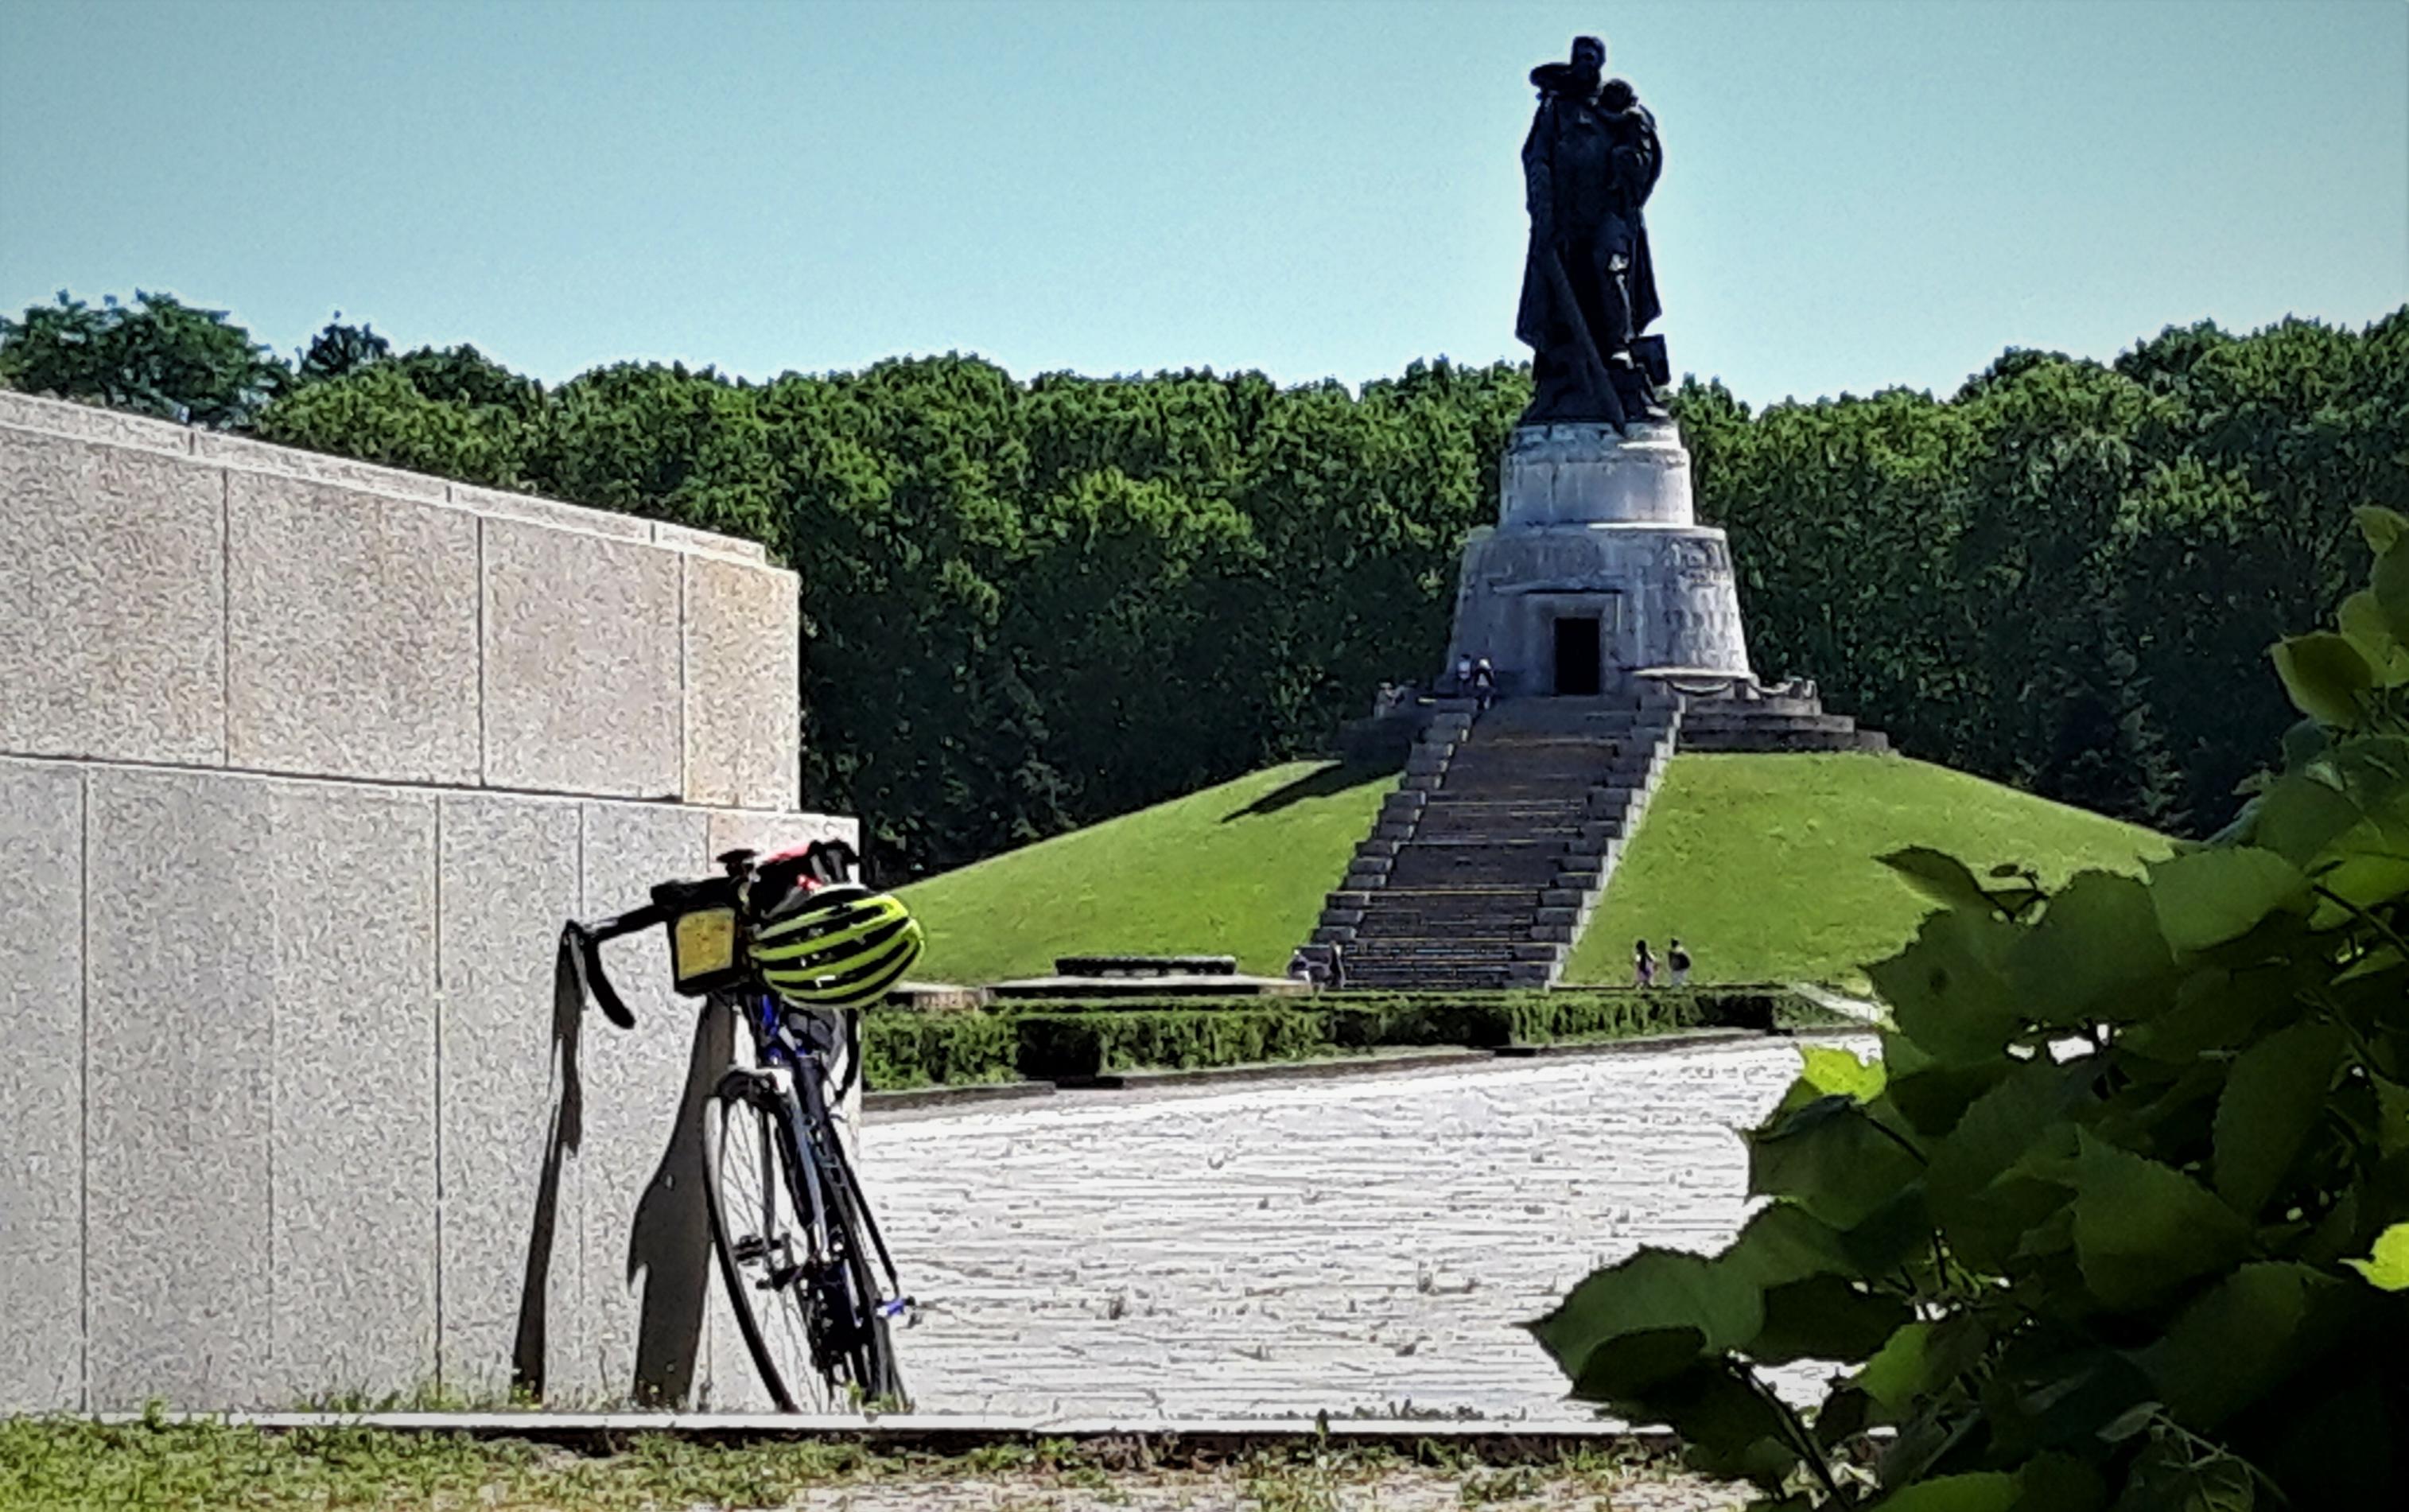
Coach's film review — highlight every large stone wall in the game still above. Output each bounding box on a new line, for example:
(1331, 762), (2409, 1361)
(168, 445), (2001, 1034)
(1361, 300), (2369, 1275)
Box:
(0, 392), (849, 1413)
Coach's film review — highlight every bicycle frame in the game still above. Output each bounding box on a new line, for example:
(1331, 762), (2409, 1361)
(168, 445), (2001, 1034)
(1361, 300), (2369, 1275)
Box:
(723, 985), (908, 1324)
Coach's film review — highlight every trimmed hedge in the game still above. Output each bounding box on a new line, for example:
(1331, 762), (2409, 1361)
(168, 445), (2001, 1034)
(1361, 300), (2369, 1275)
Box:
(1015, 1007), (1330, 1080)
(863, 986), (1833, 1089)
(861, 1009), (1016, 1090)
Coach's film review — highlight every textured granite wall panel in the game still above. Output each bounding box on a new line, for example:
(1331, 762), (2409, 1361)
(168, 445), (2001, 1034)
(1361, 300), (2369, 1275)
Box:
(0, 430), (225, 765)
(654, 519), (767, 562)
(574, 801), (717, 1403)
(682, 554), (802, 810)
(445, 480), (651, 544)
(482, 520), (682, 799)
(226, 472), (481, 784)
(192, 430), (453, 505)
(83, 768), (276, 1409)
(0, 759), (85, 1410)
(0, 391), (192, 457)
(434, 792), (586, 1399)
(263, 781), (440, 1404)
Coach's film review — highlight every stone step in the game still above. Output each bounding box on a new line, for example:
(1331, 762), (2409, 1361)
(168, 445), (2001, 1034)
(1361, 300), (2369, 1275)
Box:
(1343, 947), (1560, 966)
(1343, 966), (1552, 988)
(1389, 863), (1564, 890)
(1677, 710), (1857, 733)
(1680, 724), (1890, 754)
(1351, 916), (1542, 937)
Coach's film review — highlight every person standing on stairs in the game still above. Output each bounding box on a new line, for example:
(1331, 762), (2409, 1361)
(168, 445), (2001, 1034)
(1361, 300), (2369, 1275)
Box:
(1454, 653), (1475, 695)
(1633, 939), (1657, 988)
(1472, 656), (1497, 712)
(1668, 938), (1692, 985)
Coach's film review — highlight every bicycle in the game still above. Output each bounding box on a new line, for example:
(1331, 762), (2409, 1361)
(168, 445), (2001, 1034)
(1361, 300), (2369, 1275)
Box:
(563, 839), (919, 1412)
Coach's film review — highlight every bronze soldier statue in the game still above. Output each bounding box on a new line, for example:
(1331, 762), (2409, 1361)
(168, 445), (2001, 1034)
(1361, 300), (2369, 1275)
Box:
(1515, 36), (1669, 430)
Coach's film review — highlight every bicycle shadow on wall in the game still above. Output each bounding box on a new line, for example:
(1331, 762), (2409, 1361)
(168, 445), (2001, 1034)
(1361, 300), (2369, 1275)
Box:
(513, 935), (729, 1407)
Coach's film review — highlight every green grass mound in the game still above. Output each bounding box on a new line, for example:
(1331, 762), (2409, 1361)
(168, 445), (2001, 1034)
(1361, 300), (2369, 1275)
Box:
(1564, 753), (2173, 991)
(899, 759), (1396, 984)
(899, 750), (2170, 998)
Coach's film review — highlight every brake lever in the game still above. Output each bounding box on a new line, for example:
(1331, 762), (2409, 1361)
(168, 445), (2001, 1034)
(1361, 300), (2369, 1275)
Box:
(565, 923), (637, 1031)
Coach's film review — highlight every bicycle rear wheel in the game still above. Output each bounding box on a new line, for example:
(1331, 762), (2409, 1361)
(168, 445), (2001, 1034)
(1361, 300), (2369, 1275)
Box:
(700, 1070), (905, 1411)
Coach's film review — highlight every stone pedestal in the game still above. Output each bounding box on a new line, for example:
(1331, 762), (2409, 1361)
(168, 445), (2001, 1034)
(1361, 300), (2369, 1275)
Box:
(1443, 422), (1753, 698)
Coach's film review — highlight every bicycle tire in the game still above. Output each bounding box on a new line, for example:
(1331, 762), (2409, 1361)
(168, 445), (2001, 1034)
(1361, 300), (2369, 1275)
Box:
(700, 1069), (906, 1411)
(700, 1074), (818, 1410)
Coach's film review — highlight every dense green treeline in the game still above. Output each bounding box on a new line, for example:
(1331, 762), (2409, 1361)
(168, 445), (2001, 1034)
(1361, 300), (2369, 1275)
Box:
(6, 290), (2404, 871)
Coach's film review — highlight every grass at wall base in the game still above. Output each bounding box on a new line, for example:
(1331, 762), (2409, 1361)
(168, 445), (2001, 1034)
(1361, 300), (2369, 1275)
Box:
(1527, 507), (2409, 1509)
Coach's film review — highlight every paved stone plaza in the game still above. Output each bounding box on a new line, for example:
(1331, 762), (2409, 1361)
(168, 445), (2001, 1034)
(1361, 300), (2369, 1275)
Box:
(868, 1034), (1870, 1423)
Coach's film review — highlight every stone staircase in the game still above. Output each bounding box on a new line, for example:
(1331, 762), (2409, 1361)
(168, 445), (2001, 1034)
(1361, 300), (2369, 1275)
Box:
(1300, 693), (1681, 990)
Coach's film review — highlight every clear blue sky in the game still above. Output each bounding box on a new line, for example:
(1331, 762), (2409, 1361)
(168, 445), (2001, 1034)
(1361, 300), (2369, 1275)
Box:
(2, 0), (2403, 406)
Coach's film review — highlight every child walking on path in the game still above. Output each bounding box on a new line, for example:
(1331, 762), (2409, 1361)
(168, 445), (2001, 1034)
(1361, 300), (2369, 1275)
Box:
(1633, 939), (1657, 988)
(1668, 938), (1692, 985)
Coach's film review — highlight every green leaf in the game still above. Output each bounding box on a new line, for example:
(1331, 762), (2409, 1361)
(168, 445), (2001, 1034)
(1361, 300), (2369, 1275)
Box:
(2345, 1222), (2409, 1291)
(2210, 1020), (2342, 1216)
(1928, 1069), (2083, 1268)
(1871, 907), (2024, 1063)
(2357, 503), (2408, 556)
(2116, 1443), (2256, 1512)
(2065, 1131), (2252, 1307)
(2372, 515), (2409, 647)
(1750, 1095), (1926, 1229)
(1799, 1043), (1886, 1102)
(1717, 1202), (1858, 1290)
(1526, 1248), (1764, 1393)
(1883, 846), (2005, 914)
(2135, 1262), (2339, 1428)
(2120, 968), (2283, 1064)
(1867, 1471), (2019, 1511)
(1569, 1327), (1713, 1397)
(2240, 772), (2367, 868)
(2375, 1075), (2409, 1157)
(1642, 1362), (1800, 1489)
(2011, 870), (2175, 1024)
(2334, 591), (2409, 686)
(1750, 1273), (1913, 1366)
(1856, 1318), (1990, 1414)
(2147, 847), (2309, 954)
(2271, 632), (2373, 727)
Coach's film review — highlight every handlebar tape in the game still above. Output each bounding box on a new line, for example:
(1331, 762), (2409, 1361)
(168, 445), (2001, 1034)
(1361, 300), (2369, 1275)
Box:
(563, 901), (666, 1031)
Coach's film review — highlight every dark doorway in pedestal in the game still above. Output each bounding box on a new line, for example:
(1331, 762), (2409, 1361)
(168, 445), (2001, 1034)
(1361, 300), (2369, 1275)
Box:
(1553, 616), (1602, 696)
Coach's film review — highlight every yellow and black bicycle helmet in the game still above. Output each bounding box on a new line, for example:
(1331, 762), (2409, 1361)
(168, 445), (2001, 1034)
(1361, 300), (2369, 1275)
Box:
(749, 880), (924, 1011)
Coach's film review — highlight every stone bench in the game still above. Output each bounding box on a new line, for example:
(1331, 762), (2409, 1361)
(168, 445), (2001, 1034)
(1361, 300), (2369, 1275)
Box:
(1053, 954), (1240, 978)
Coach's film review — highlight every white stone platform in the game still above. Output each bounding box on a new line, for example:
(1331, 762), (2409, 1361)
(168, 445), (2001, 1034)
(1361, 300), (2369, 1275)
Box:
(868, 1034), (1862, 1421)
